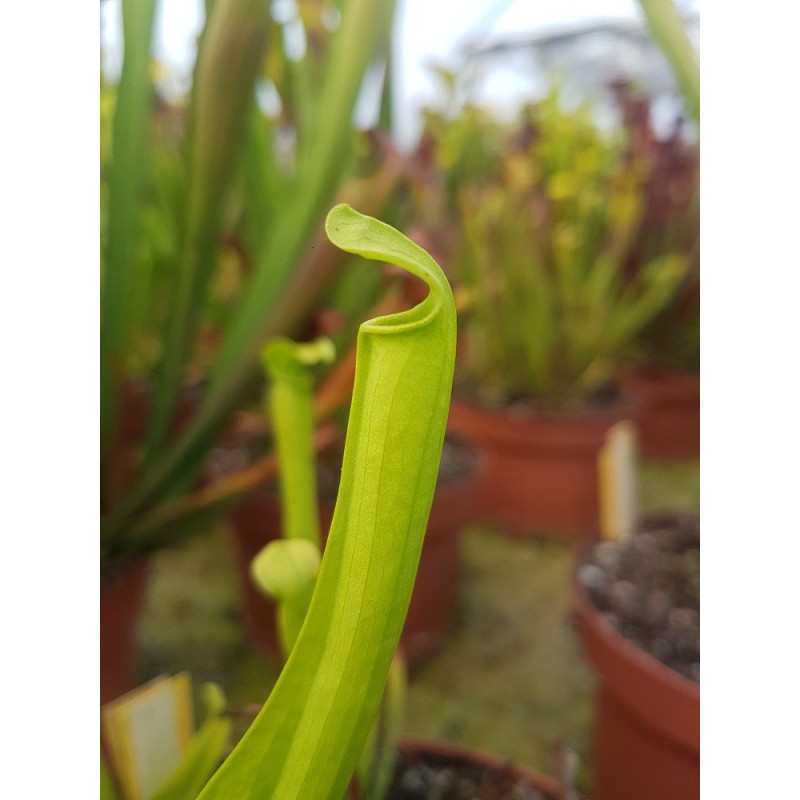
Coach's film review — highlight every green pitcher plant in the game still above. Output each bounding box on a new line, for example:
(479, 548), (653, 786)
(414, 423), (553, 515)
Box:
(193, 204), (456, 798)
(252, 334), (333, 654)
(252, 332), (405, 799)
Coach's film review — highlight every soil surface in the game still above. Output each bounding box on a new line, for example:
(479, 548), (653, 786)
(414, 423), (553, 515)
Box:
(578, 512), (700, 682)
(453, 377), (624, 416)
(387, 748), (549, 800)
(208, 430), (481, 503)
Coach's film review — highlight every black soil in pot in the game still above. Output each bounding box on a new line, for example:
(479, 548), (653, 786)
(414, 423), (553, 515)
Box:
(577, 512), (700, 682)
(386, 746), (550, 800)
(208, 430), (481, 502)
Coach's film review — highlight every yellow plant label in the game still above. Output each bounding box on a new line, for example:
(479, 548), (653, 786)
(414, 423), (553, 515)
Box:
(101, 673), (195, 800)
(598, 421), (638, 542)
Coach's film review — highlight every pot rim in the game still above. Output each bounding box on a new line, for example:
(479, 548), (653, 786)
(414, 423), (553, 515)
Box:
(451, 391), (639, 422)
(449, 395), (638, 455)
(395, 738), (561, 799)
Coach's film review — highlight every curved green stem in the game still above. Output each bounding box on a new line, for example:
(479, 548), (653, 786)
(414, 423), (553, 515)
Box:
(144, 0), (271, 460)
(100, 0), (158, 475)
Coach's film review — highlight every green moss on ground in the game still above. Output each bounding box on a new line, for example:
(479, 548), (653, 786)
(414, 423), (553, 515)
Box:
(639, 459), (700, 513)
(401, 530), (593, 776)
(135, 526), (281, 707)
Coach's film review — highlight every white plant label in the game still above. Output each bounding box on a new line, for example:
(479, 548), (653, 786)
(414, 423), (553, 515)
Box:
(101, 673), (194, 800)
(598, 421), (638, 542)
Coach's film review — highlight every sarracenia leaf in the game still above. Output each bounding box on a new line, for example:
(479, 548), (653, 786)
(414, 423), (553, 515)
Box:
(100, 0), (158, 474)
(107, 1), (400, 528)
(262, 336), (336, 547)
(197, 204), (456, 799)
(636, 0), (699, 124)
(144, 0), (271, 461)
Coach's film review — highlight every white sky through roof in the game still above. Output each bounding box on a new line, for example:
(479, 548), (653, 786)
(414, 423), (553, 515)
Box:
(99, 0), (699, 147)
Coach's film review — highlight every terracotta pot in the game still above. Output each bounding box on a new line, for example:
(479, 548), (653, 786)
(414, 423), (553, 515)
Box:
(228, 435), (482, 667)
(391, 739), (561, 799)
(619, 368), (699, 460)
(101, 381), (203, 704)
(447, 397), (637, 539)
(100, 559), (150, 706)
(572, 551), (699, 800)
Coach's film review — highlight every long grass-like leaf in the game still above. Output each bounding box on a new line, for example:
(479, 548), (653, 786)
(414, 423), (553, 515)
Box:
(105, 0), (401, 538)
(108, 137), (405, 535)
(636, 0), (699, 123)
(239, 107), (283, 257)
(100, 0), (158, 475)
(206, 0), (397, 392)
(144, 0), (271, 460)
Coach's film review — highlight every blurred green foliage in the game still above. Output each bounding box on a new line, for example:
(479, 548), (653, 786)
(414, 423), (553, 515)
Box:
(101, 0), (402, 562)
(408, 81), (697, 408)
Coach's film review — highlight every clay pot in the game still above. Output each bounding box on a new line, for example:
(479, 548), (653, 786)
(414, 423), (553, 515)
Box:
(101, 380), (203, 704)
(390, 739), (561, 799)
(228, 435), (482, 667)
(100, 559), (150, 706)
(619, 368), (699, 460)
(572, 552), (699, 800)
(447, 397), (637, 539)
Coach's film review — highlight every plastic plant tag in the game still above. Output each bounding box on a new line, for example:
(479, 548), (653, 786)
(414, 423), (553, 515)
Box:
(101, 673), (194, 800)
(598, 421), (638, 542)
